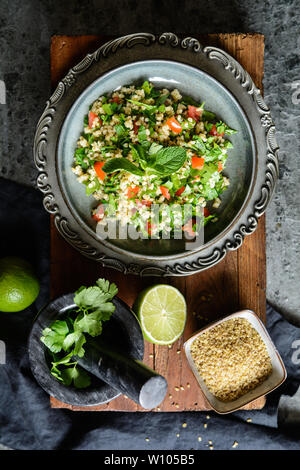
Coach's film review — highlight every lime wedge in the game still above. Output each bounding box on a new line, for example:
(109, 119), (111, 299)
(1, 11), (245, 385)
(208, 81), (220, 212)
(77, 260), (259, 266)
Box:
(133, 285), (187, 345)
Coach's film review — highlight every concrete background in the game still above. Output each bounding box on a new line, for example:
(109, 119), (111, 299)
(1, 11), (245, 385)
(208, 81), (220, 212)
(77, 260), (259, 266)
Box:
(0, 1), (299, 318)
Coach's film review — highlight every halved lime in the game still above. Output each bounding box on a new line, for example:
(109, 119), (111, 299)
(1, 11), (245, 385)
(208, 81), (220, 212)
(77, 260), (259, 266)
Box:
(133, 284), (187, 345)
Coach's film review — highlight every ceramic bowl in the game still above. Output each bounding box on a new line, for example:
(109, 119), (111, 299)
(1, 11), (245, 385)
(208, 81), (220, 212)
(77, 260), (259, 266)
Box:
(28, 294), (144, 407)
(34, 33), (279, 276)
(184, 310), (287, 414)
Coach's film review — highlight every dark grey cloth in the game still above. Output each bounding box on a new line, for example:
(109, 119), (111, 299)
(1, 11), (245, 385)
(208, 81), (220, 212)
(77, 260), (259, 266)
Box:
(0, 178), (299, 450)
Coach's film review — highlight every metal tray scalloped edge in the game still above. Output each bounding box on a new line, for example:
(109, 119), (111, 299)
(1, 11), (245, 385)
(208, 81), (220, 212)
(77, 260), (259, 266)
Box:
(34, 32), (279, 277)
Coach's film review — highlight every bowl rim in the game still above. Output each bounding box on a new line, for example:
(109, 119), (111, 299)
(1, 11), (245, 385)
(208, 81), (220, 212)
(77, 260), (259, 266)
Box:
(57, 58), (257, 261)
(34, 32), (279, 276)
(183, 309), (287, 414)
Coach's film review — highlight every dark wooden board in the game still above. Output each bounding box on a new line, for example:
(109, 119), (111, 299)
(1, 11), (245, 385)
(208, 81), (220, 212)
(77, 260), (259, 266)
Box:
(49, 33), (266, 411)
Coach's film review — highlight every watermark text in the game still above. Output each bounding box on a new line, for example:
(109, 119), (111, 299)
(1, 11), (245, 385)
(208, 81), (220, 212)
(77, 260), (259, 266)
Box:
(291, 339), (300, 365)
(0, 80), (6, 105)
(0, 340), (6, 364)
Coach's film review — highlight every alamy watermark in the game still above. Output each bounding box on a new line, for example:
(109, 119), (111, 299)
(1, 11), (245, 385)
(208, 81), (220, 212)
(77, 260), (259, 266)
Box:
(0, 340), (6, 364)
(94, 202), (206, 251)
(291, 339), (300, 365)
(291, 80), (300, 105)
(0, 80), (6, 105)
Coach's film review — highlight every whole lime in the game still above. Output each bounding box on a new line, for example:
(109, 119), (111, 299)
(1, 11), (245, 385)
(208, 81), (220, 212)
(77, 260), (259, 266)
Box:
(0, 257), (40, 312)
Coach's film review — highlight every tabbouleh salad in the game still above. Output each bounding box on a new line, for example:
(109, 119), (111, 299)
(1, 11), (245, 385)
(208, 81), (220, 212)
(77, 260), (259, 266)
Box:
(72, 81), (236, 237)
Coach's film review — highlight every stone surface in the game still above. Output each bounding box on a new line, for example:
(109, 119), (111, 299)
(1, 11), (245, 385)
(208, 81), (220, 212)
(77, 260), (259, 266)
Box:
(0, 0), (299, 325)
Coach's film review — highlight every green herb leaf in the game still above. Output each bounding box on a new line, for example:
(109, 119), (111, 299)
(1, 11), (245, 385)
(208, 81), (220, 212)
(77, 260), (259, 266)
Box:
(141, 81), (152, 96)
(137, 125), (148, 144)
(60, 365), (91, 389)
(127, 99), (157, 113)
(85, 179), (101, 196)
(102, 103), (114, 115)
(41, 278), (118, 390)
(156, 92), (169, 106)
(95, 278), (118, 299)
(147, 146), (187, 176)
(182, 95), (200, 107)
(102, 158), (144, 176)
(114, 124), (127, 137)
(202, 110), (216, 121)
(41, 321), (69, 353)
(62, 331), (86, 357)
(148, 142), (163, 155)
(74, 311), (103, 337)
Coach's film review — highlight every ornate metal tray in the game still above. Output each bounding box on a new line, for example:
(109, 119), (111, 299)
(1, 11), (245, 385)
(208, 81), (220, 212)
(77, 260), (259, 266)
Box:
(34, 33), (278, 276)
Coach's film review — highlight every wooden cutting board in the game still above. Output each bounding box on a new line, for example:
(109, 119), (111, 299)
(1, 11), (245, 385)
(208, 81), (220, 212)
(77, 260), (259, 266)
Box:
(50, 33), (266, 411)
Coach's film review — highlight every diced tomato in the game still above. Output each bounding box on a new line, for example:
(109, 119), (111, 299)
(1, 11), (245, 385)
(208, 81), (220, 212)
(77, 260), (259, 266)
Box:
(209, 124), (217, 136)
(191, 156), (205, 170)
(187, 105), (202, 121)
(94, 161), (106, 180)
(111, 96), (121, 104)
(133, 120), (140, 135)
(92, 204), (104, 221)
(175, 186), (185, 197)
(135, 199), (152, 208)
(204, 208), (210, 218)
(160, 186), (171, 200)
(165, 117), (182, 134)
(89, 111), (99, 128)
(182, 218), (196, 237)
(209, 124), (224, 137)
(217, 161), (223, 172)
(146, 221), (157, 236)
(127, 186), (139, 199)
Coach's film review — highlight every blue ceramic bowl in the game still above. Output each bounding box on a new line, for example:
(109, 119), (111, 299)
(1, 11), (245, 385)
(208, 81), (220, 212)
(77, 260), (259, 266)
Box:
(58, 60), (254, 256)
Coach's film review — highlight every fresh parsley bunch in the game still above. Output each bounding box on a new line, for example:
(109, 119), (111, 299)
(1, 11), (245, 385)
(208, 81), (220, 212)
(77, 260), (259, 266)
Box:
(41, 278), (118, 389)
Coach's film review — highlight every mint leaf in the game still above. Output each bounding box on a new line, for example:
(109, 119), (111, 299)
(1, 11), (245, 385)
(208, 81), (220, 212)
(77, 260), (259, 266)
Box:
(148, 146), (187, 176)
(102, 158), (144, 176)
(149, 142), (163, 155)
(130, 144), (148, 170)
(41, 320), (69, 353)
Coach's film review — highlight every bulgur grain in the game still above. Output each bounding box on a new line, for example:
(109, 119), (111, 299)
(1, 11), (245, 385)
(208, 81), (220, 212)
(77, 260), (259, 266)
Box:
(190, 317), (272, 402)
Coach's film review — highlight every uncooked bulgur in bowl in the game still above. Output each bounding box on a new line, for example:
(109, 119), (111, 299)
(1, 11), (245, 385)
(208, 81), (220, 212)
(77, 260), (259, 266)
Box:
(184, 310), (286, 414)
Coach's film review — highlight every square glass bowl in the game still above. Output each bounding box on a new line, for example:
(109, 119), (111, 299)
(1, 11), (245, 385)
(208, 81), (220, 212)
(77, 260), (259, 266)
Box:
(184, 310), (287, 414)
